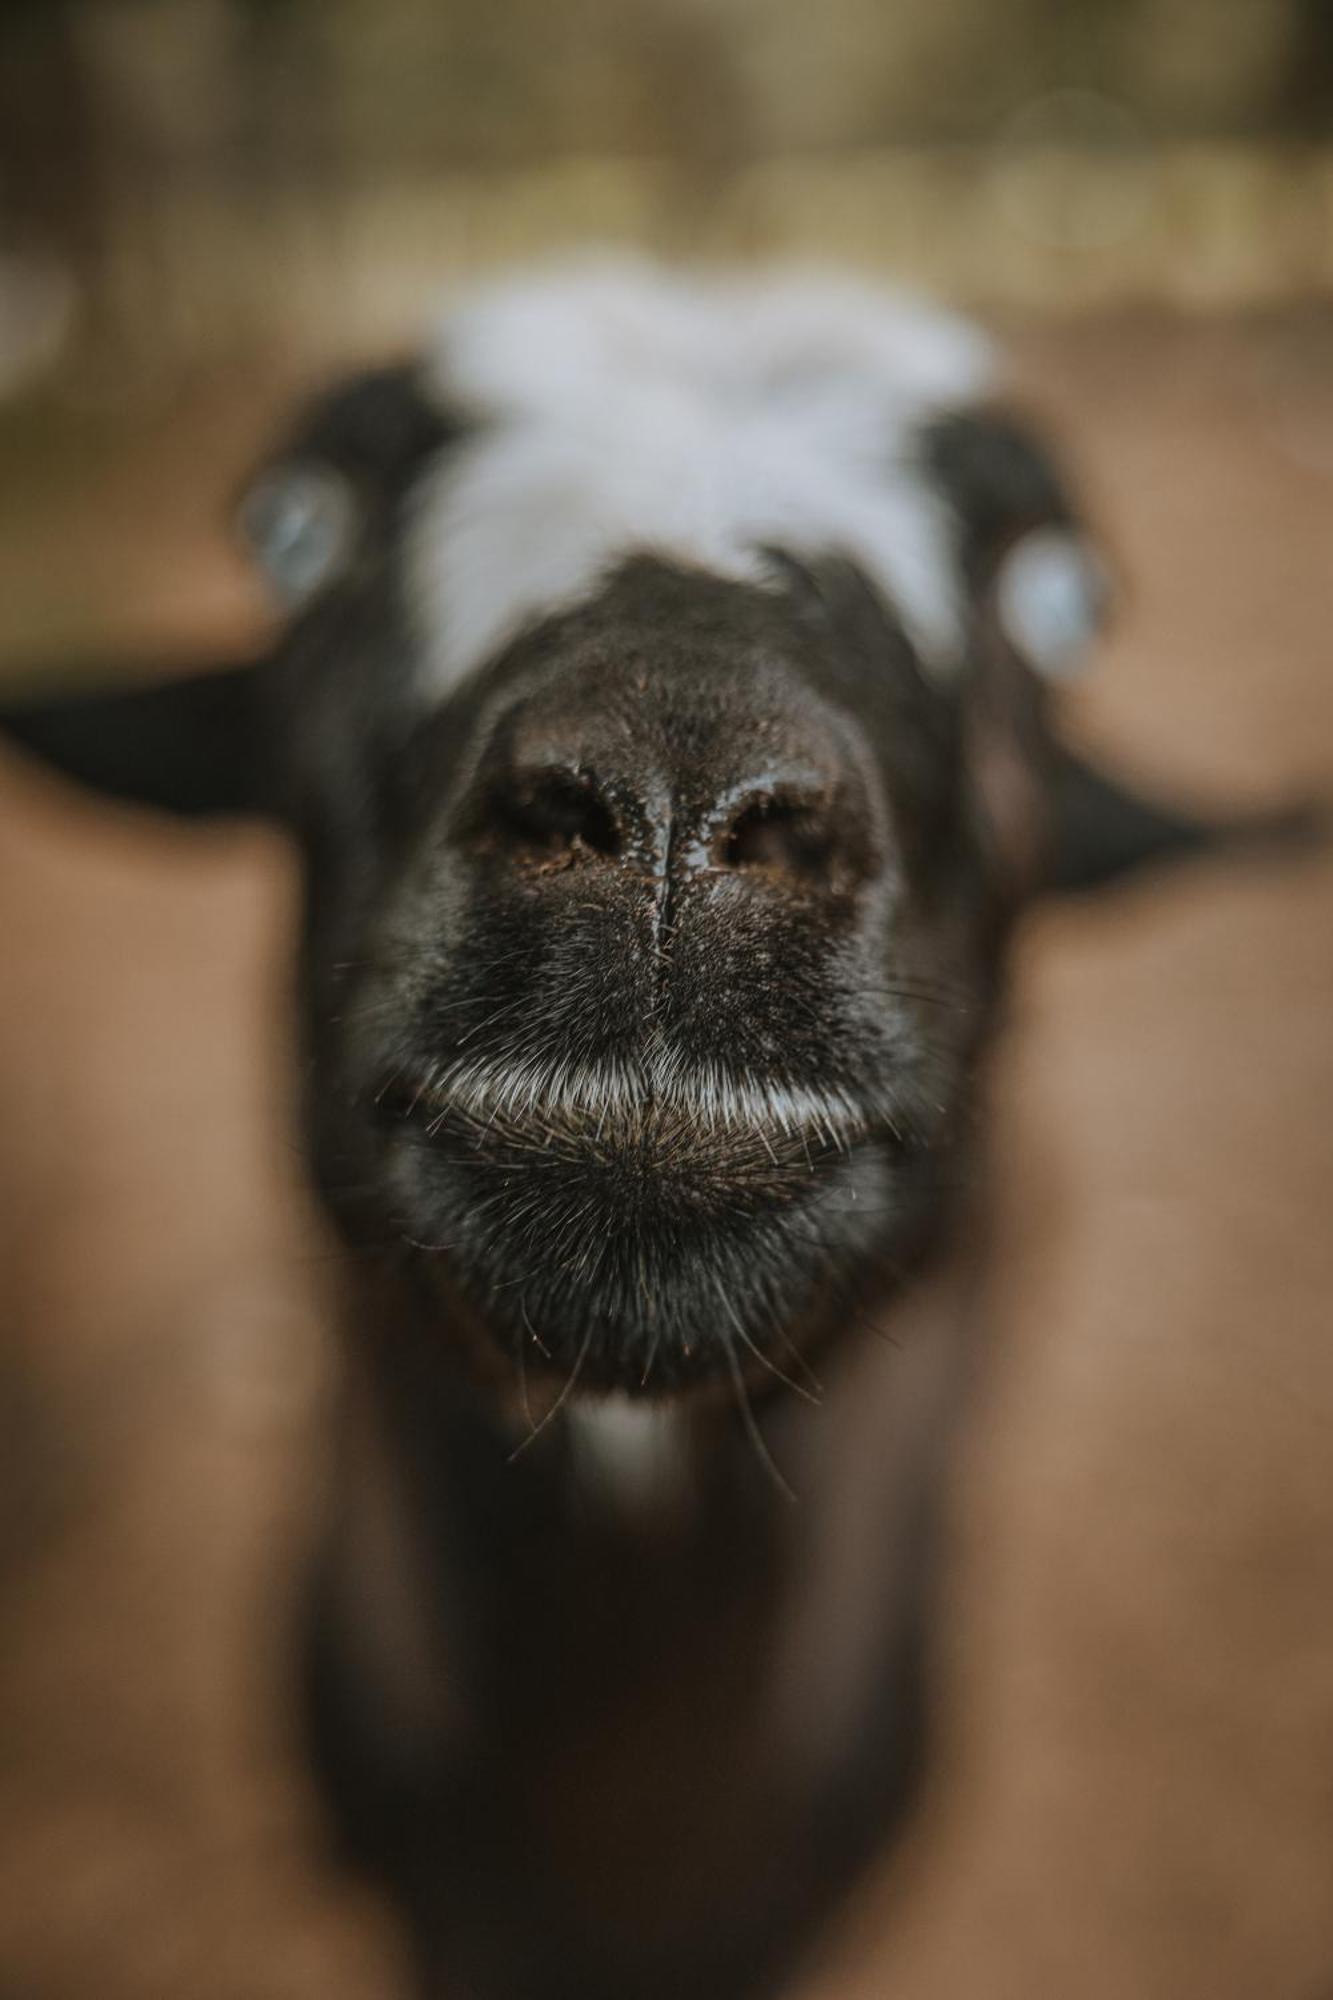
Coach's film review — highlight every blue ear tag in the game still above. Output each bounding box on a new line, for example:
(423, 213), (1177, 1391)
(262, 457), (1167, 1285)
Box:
(994, 527), (1108, 679)
(237, 463), (358, 608)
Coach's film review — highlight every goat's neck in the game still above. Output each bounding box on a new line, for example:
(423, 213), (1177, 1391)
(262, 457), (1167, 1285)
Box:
(327, 1246), (975, 1792)
(313, 1246), (978, 1996)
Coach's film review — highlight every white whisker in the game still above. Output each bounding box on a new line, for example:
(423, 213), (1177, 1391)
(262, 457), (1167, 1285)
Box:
(405, 1050), (879, 1154)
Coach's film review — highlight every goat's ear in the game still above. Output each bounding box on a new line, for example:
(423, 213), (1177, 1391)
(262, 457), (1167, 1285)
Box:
(0, 365), (458, 819)
(237, 362), (457, 610)
(1048, 743), (1323, 895)
(922, 408), (1322, 895)
(0, 659), (266, 818)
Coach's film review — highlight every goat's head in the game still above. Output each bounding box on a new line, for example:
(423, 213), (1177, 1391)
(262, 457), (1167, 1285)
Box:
(248, 268), (1111, 1401)
(5, 263), (1256, 1409)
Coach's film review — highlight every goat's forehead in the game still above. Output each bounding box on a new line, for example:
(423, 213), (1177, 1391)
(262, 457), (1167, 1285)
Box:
(404, 261), (994, 705)
(465, 562), (866, 770)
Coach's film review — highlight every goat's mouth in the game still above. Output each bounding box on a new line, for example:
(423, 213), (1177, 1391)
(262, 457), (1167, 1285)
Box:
(372, 1058), (901, 1395)
(382, 1057), (878, 1179)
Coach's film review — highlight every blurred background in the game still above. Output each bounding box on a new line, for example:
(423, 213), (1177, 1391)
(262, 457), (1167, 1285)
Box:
(0, 4), (1331, 1997)
(3, 0), (1333, 670)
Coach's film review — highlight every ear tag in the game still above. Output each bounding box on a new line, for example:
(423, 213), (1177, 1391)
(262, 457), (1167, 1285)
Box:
(237, 463), (358, 607)
(995, 527), (1108, 679)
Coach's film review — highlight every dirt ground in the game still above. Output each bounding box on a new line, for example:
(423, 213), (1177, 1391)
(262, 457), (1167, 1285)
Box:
(0, 314), (1331, 1999)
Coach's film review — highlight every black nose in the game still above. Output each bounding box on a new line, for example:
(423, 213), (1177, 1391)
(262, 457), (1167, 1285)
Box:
(708, 784), (846, 884)
(490, 760), (627, 862)
(481, 751), (860, 892)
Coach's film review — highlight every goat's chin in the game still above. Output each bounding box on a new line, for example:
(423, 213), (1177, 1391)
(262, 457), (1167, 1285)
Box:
(376, 1120), (903, 1396)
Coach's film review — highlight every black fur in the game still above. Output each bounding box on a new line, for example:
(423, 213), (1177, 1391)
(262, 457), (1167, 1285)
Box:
(0, 359), (1307, 2000)
(920, 405), (1083, 586)
(0, 659), (263, 817)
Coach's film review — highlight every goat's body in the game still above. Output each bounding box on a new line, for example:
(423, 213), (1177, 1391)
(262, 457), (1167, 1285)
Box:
(308, 1249), (975, 1998)
(2, 260), (1246, 1995)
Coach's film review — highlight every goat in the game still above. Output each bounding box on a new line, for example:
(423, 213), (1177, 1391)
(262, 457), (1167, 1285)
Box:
(0, 262), (1304, 2000)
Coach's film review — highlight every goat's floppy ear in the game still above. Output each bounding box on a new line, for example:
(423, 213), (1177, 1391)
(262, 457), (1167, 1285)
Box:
(237, 362), (456, 610)
(0, 659), (266, 818)
(923, 407), (1320, 894)
(1048, 743), (1323, 895)
(1, 364), (457, 819)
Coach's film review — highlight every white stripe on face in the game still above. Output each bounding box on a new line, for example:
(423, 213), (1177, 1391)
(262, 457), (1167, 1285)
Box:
(409, 258), (995, 697)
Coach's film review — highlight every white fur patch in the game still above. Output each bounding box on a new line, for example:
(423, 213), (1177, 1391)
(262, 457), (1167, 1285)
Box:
(567, 1399), (688, 1514)
(410, 258), (995, 694)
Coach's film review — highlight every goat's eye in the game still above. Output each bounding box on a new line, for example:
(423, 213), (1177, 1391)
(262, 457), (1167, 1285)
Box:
(994, 527), (1108, 679)
(718, 800), (836, 881)
(237, 462), (357, 607)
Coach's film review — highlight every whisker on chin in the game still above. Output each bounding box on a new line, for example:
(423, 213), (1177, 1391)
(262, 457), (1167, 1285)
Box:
(720, 1326), (798, 1505)
(507, 1313), (595, 1463)
(512, 1318), (534, 1434)
(713, 1273), (821, 1408)
(521, 1294), (551, 1360)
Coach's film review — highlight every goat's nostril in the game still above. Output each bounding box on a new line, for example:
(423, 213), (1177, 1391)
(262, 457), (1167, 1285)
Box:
(716, 798), (838, 883)
(495, 766), (622, 861)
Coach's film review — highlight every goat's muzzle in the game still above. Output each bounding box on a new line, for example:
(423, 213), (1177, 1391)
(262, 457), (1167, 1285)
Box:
(374, 1056), (898, 1396)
